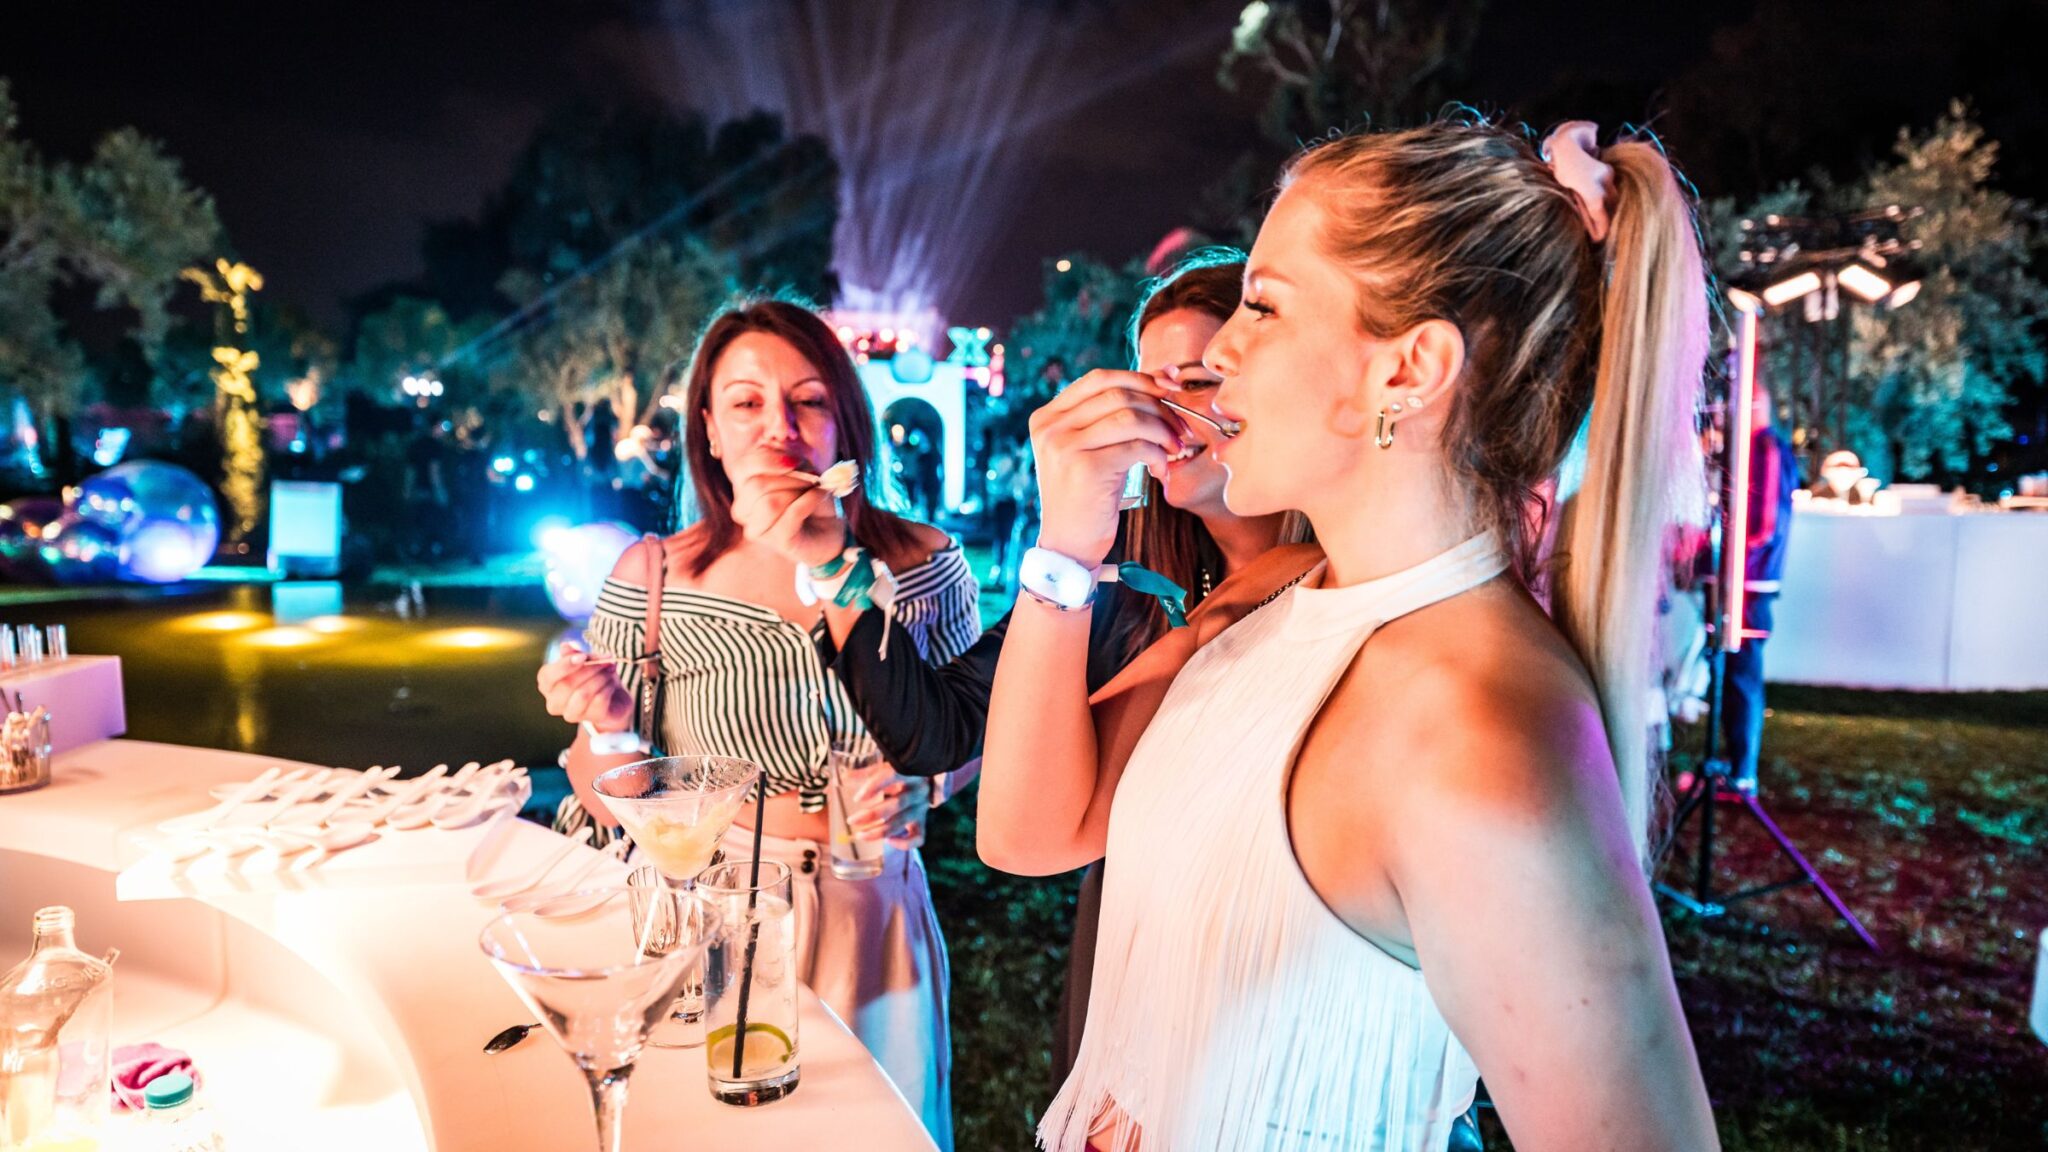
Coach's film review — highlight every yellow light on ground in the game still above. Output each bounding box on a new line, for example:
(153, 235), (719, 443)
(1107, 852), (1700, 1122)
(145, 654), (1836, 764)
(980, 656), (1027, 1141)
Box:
(305, 615), (364, 635)
(240, 627), (324, 650)
(420, 627), (527, 652)
(174, 611), (270, 634)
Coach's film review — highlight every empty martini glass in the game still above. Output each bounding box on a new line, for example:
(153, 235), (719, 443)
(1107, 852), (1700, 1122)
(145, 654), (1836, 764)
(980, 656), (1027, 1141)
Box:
(593, 755), (762, 1046)
(479, 886), (720, 1152)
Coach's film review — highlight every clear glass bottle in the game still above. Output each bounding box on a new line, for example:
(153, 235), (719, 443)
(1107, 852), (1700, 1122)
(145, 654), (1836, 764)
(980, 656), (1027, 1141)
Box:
(143, 1073), (223, 1152)
(1, 906), (114, 1150)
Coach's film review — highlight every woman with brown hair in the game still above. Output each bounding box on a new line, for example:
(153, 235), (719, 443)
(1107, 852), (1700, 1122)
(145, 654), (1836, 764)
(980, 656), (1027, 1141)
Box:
(982, 116), (1720, 1151)
(536, 297), (977, 1149)
(813, 249), (1318, 1084)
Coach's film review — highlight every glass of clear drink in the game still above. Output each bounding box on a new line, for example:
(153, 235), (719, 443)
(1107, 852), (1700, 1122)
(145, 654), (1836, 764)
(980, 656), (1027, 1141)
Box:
(594, 755), (761, 1047)
(697, 859), (800, 1106)
(1117, 462), (1149, 510)
(823, 738), (887, 880)
(480, 886), (720, 1152)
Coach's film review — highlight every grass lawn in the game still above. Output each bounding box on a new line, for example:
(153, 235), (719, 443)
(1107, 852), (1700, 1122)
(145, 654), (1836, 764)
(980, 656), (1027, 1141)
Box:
(926, 686), (2048, 1150)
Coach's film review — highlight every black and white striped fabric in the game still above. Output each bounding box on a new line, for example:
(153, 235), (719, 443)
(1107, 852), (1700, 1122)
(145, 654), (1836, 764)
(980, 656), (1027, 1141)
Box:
(585, 544), (981, 811)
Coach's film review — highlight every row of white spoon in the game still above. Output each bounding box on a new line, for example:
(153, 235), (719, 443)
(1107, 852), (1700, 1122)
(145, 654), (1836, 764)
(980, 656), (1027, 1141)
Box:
(155, 760), (529, 861)
(469, 831), (634, 919)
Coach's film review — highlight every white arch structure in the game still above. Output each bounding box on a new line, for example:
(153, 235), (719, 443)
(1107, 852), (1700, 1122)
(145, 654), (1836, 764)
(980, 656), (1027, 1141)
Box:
(860, 359), (967, 512)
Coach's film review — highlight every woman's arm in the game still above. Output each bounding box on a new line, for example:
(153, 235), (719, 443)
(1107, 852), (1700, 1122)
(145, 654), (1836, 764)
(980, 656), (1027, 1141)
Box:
(979, 369), (1183, 875)
(1404, 713), (1717, 1150)
(815, 611), (1008, 776)
(560, 724), (646, 828)
(1303, 650), (1718, 1152)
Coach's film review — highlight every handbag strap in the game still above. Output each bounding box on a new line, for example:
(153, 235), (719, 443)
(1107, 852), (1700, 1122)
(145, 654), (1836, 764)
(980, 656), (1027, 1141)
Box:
(636, 533), (667, 754)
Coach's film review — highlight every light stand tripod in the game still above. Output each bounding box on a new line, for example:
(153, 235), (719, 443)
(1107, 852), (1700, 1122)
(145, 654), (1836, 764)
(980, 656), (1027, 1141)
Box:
(1654, 302), (1879, 952)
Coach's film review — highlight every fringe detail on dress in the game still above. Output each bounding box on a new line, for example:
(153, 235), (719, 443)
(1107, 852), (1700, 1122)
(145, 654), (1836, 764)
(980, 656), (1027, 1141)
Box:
(1038, 538), (1502, 1152)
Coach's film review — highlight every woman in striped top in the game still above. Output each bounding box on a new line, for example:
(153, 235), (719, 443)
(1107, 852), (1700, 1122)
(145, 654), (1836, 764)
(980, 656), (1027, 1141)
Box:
(537, 298), (978, 1150)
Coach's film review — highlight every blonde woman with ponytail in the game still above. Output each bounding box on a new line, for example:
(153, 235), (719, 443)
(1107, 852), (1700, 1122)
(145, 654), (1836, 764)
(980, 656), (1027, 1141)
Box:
(979, 116), (1719, 1151)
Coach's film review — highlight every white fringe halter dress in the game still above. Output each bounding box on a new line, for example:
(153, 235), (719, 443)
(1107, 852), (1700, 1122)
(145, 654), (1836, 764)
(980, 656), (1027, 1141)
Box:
(1041, 534), (1508, 1152)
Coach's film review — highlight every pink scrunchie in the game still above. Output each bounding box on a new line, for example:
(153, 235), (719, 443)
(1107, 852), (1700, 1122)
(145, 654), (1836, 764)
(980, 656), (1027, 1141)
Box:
(109, 1042), (201, 1112)
(1541, 121), (1615, 243)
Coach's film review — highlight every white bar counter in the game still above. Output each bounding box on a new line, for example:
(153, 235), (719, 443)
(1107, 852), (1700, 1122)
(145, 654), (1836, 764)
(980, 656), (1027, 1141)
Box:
(1769, 506), (2048, 691)
(0, 739), (937, 1152)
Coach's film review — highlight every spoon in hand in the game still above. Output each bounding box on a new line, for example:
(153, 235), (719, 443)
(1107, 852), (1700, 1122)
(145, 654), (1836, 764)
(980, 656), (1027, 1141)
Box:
(1157, 397), (1240, 439)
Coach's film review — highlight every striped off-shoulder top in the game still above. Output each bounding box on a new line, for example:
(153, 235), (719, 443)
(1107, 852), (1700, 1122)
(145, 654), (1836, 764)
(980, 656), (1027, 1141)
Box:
(584, 543), (981, 811)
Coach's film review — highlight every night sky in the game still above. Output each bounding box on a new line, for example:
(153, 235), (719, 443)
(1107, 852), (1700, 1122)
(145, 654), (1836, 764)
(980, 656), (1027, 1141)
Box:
(8, 0), (2041, 331)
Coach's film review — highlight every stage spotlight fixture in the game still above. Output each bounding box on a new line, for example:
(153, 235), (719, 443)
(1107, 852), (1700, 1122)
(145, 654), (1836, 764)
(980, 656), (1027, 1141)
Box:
(1762, 271), (1824, 308)
(1836, 263), (1893, 304)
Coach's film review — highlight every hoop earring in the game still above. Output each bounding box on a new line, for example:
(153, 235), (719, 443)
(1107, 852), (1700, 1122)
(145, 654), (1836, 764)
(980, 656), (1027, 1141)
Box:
(1374, 409), (1395, 450)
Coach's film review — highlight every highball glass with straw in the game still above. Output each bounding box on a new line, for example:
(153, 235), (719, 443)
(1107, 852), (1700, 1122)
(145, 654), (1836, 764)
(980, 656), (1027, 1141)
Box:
(698, 858), (801, 1104)
(593, 755), (761, 1046)
(478, 886), (720, 1152)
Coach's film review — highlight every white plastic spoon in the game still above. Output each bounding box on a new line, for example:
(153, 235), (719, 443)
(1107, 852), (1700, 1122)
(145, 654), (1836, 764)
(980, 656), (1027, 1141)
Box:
(268, 767), (401, 856)
(168, 766), (337, 858)
(355, 764), (448, 827)
(157, 766), (294, 861)
(463, 774), (533, 882)
(470, 826), (594, 900)
(387, 762), (477, 830)
(159, 766), (295, 836)
(277, 765), (397, 829)
(528, 841), (635, 918)
(430, 763), (522, 830)
(212, 769), (344, 856)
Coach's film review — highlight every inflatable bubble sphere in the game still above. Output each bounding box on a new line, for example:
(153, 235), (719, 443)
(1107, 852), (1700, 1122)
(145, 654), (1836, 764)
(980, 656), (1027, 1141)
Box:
(542, 521), (638, 621)
(74, 460), (220, 582)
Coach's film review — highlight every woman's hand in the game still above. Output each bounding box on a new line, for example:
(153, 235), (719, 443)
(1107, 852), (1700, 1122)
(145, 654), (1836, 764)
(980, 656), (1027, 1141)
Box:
(845, 764), (932, 849)
(1027, 369), (1183, 567)
(537, 641), (634, 732)
(731, 470), (847, 569)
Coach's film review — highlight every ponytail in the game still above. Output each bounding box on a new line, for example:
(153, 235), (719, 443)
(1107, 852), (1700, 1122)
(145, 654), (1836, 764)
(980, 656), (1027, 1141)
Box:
(1285, 118), (1710, 861)
(1550, 142), (1710, 863)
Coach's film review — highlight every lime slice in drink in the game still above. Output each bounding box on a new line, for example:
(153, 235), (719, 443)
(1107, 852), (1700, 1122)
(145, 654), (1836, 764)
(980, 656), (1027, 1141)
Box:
(705, 1022), (795, 1074)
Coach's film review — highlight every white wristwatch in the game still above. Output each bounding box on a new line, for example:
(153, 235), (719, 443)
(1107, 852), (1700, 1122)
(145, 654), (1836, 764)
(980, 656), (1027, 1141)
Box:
(1019, 546), (1104, 611)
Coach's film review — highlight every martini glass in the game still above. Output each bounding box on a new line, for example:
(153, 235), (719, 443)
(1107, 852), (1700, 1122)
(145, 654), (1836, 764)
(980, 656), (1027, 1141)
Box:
(593, 755), (761, 1046)
(479, 886), (720, 1152)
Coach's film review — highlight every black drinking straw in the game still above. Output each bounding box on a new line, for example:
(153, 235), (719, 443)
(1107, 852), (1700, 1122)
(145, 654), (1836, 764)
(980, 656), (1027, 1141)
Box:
(729, 772), (769, 1079)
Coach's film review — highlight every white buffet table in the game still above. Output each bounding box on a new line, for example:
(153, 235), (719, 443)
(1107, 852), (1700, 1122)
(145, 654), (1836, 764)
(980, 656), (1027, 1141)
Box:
(1769, 506), (2048, 691)
(0, 740), (937, 1152)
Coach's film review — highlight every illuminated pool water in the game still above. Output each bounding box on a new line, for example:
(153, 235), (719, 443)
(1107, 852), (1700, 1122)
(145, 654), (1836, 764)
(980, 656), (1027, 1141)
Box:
(3, 583), (573, 772)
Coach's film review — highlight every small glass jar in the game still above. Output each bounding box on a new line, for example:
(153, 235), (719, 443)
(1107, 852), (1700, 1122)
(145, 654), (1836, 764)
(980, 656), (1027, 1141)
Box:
(144, 1073), (225, 1152)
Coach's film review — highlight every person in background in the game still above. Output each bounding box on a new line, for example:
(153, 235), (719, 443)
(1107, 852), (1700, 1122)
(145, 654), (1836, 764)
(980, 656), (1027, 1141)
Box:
(1812, 448), (1870, 504)
(988, 441), (1038, 597)
(611, 422), (673, 533)
(400, 418), (451, 562)
(813, 250), (1317, 1089)
(1725, 381), (1800, 792)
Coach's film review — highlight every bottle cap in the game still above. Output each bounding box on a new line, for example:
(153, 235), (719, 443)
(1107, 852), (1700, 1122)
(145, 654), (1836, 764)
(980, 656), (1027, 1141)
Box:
(144, 1072), (195, 1110)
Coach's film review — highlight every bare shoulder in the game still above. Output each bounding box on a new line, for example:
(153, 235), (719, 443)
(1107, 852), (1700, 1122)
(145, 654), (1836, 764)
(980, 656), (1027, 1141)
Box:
(1318, 583), (1622, 839)
(608, 526), (708, 587)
